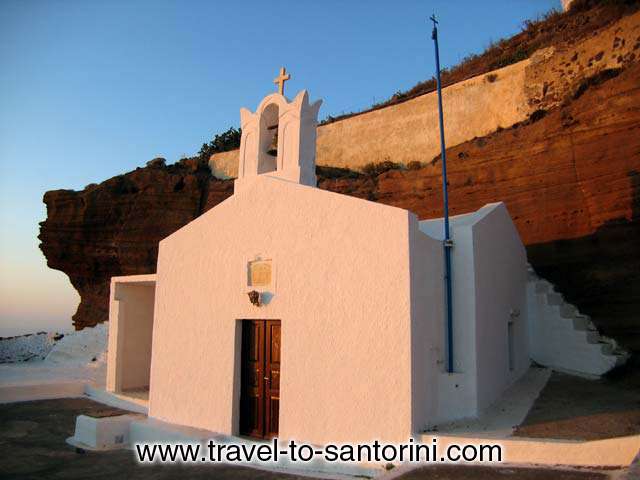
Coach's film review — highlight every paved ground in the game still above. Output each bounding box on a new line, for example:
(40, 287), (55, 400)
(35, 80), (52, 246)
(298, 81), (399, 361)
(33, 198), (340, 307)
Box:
(514, 367), (640, 440)
(389, 465), (615, 480)
(0, 398), (322, 480)
(0, 397), (635, 479)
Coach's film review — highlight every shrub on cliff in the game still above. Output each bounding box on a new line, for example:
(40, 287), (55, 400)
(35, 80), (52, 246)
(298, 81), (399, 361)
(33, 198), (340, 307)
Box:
(198, 127), (242, 161)
(320, 0), (639, 125)
(146, 157), (166, 168)
(316, 165), (362, 180)
(361, 160), (403, 176)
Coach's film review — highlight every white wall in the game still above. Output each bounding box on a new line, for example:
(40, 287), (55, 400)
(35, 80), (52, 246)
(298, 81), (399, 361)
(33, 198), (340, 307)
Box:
(149, 176), (443, 444)
(107, 276), (156, 393)
(409, 215), (444, 432)
(421, 214), (478, 423)
(472, 204), (529, 411)
(420, 203), (528, 424)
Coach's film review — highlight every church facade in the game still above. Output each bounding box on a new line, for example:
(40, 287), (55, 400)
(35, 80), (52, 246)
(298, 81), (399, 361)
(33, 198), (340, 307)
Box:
(106, 87), (530, 444)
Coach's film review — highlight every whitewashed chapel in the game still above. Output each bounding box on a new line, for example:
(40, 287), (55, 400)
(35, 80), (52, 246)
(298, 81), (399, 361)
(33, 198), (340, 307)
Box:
(105, 74), (616, 445)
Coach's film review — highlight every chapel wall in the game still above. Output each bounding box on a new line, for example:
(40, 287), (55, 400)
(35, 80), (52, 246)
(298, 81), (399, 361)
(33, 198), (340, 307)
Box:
(408, 216), (444, 431)
(148, 177), (432, 443)
(471, 204), (529, 411)
(435, 221), (479, 423)
(210, 12), (640, 177)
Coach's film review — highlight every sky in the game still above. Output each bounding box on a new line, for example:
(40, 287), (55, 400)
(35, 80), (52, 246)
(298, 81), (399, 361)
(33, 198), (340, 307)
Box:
(0, 0), (560, 337)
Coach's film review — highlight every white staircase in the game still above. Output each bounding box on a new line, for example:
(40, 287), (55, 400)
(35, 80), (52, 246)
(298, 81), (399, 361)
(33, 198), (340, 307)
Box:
(527, 264), (629, 377)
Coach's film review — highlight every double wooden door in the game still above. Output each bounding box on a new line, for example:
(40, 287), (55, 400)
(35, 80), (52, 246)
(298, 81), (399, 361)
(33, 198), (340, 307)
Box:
(240, 320), (281, 439)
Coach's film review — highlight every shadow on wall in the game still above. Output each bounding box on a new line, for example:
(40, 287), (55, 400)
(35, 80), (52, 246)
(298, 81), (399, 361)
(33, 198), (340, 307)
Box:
(527, 171), (640, 353)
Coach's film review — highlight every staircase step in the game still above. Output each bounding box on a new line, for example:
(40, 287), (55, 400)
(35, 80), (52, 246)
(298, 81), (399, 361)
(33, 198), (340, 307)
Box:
(560, 304), (578, 318)
(547, 292), (564, 305)
(585, 330), (600, 344)
(527, 270), (630, 376)
(598, 337), (617, 347)
(534, 281), (551, 293)
(601, 343), (615, 356)
(572, 316), (596, 331)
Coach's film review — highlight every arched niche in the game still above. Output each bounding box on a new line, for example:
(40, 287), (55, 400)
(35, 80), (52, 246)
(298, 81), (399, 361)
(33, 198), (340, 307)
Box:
(235, 90), (321, 190)
(257, 102), (279, 174)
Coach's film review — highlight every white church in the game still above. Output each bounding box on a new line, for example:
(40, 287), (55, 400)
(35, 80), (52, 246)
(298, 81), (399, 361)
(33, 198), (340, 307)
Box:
(104, 76), (624, 445)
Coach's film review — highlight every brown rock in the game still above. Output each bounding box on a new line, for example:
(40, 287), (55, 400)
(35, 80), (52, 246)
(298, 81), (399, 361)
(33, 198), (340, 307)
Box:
(320, 62), (640, 352)
(39, 63), (640, 353)
(39, 163), (233, 330)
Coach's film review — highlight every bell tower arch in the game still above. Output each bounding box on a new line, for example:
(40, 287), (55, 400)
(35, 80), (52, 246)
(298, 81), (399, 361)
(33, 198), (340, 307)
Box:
(235, 88), (322, 191)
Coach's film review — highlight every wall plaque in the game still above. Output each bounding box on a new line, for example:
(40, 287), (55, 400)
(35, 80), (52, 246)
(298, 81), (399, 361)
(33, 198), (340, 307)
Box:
(248, 260), (272, 287)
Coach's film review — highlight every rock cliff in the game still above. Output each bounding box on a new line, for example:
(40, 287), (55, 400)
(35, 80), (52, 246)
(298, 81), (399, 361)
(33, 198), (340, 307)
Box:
(40, 23), (640, 357)
(39, 160), (233, 331)
(40, 61), (639, 352)
(318, 63), (640, 352)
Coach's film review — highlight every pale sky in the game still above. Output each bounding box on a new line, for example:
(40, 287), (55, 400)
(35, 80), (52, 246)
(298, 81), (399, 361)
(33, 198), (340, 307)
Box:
(0, 0), (560, 336)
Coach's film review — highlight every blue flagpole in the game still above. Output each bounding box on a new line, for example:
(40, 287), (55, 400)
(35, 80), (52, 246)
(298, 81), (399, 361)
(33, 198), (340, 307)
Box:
(431, 14), (454, 373)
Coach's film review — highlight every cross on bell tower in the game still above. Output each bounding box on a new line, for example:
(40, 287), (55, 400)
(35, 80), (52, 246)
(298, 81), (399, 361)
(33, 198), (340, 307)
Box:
(273, 67), (291, 95)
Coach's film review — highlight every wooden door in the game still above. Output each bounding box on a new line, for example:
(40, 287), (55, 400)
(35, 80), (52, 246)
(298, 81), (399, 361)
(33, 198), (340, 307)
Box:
(240, 320), (280, 438)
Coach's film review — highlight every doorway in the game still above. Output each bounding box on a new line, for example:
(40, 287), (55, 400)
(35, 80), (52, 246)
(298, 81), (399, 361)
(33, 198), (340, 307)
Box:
(239, 319), (281, 439)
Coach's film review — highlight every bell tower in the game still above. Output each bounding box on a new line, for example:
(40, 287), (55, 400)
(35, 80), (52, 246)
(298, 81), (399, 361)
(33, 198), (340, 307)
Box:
(234, 69), (322, 191)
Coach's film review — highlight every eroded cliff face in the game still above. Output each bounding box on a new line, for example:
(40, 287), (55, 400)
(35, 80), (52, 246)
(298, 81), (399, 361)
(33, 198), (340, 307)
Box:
(39, 160), (233, 330)
(318, 63), (640, 352)
(40, 60), (640, 352)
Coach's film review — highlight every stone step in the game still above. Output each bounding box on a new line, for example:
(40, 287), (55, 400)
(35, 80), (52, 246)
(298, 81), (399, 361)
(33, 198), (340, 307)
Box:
(527, 269), (630, 376)
(600, 343), (629, 361)
(598, 336), (617, 347)
(585, 330), (601, 344)
(546, 292), (564, 305)
(599, 342), (617, 355)
(572, 316), (596, 331)
(535, 280), (552, 294)
(559, 304), (578, 318)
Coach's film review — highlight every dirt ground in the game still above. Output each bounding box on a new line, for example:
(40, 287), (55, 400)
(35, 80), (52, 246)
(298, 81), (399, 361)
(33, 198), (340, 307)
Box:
(514, 367), (640, 441)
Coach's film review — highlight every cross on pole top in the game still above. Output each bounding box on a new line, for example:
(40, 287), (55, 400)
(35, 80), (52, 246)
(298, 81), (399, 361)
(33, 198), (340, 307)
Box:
(430, 14), (438, 39)
(274, 67), (291, 95)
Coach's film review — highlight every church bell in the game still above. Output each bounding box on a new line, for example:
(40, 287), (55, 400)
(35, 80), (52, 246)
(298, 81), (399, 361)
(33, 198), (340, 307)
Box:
(267, 125), (278, 157)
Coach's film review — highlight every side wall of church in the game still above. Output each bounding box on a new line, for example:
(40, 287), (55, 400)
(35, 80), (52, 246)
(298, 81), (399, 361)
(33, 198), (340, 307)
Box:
(148, 176), (440, 444)
(419, 202), (528, 424)
(472, 204), (529, 411)
(436, 222), (479, 422)
(409, 216), (444, 431)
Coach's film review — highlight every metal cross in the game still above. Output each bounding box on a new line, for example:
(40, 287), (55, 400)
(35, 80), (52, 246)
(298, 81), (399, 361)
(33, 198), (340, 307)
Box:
(430, 14), (438, 40)
(273, 67), (291, 95)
